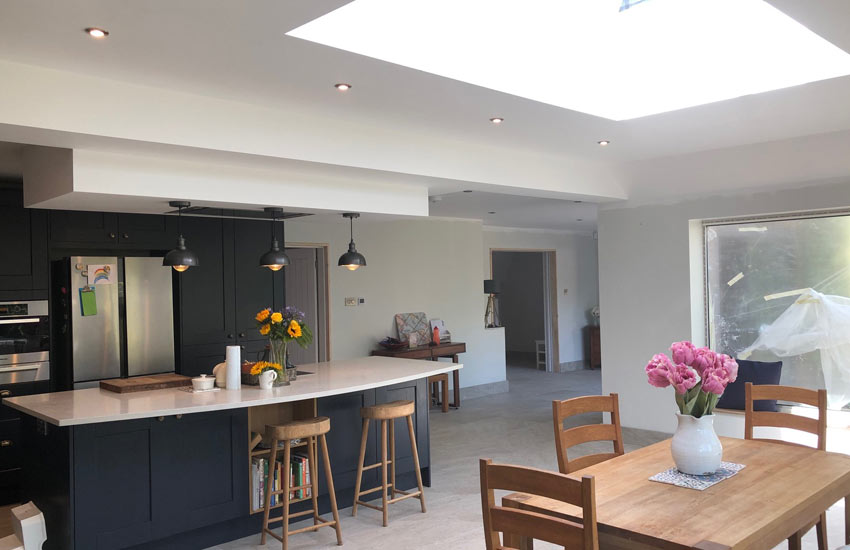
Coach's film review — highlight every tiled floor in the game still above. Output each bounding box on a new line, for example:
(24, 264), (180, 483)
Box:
(210, 367), (844, 550)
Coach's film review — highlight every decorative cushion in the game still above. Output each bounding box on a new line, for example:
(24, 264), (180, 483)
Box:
(716, 359), (783, 412)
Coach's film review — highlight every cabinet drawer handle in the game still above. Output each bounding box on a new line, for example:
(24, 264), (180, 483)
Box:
(227, 334), (234, 339)
(175, 414), (183, 420)
(157, 416), (165, 422)
(238, 332), (246, 338)
(109, 232), (116, 239)
(0, 390), (10, 398)
(0, 440), (12, 447)
(122, 233), (129, 239)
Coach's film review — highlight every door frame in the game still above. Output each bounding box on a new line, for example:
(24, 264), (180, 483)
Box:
(489, 248), (560, 372)
(285, 242), (332, 362)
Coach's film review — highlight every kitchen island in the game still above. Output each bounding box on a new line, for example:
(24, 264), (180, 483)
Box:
(6, 356), (461, 550)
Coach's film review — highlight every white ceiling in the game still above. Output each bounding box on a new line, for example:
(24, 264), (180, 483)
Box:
(0, 0), (849, 229)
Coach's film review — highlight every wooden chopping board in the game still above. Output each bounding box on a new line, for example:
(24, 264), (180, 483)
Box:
(100, 373), (192, 393)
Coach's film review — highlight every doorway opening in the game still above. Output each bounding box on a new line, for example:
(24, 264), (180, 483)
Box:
(490, 249), (559, 372)
(284, 245), (330, 364)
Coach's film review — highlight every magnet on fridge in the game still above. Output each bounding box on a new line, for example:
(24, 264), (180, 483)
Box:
(79, 287), (98, 316)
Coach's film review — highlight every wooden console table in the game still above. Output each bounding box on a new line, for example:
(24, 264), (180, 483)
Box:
(372, 342), (466, 408)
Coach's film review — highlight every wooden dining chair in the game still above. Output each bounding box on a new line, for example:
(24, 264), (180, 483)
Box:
(552, 394), (624, 474)
(744, 382), (828, 550)
(479, 458), (598, 550)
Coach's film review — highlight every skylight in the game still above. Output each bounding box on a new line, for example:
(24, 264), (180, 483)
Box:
(287, 0), (850, 121)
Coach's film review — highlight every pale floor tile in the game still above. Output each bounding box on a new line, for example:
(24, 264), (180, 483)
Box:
(212, 367), (841, 550)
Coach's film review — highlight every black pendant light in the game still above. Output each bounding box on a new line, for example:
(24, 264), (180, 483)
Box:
(163, 200), (199, 272)
(338, 212), (367, 271)
(259, 207), (290, 271)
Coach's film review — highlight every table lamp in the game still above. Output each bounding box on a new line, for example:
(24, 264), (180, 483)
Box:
(483, 279), (502, 328)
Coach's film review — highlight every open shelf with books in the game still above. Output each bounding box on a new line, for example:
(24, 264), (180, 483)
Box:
(247, 399), (318, 515)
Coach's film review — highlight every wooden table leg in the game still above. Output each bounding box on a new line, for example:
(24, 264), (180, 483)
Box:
(502, 496), (533, 550)
(441, 376), (448, 413)
(450, 355), (461, 409)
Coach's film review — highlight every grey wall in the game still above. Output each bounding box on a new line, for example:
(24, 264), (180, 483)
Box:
(598, 179), (850, 433)
(492, 251), (546, 354)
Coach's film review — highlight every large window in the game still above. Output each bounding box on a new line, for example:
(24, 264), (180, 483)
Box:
(705, 212), (850, 409)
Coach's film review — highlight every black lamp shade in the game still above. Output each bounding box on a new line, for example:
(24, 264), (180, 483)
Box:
(483, 279), (501, 294)
(338, 243), (367, 271)
(259, 239), (290, 271)
(163, 235), (199, 272)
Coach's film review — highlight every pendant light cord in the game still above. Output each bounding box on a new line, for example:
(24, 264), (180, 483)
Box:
(349, 215), (354, 244)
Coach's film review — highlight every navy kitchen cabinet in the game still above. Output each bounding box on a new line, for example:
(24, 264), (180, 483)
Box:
(0, 185), (47, 298)
(25, 408), (248, 550)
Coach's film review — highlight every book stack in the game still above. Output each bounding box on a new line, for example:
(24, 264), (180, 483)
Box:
(251, 453), (312, 511)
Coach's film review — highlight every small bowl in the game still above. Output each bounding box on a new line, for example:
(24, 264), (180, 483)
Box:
(378, 337), (407, 351)
(192, 374), (215, 391)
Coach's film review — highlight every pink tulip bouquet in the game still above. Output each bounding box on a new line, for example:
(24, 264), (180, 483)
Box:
(645, 341), (738, 417)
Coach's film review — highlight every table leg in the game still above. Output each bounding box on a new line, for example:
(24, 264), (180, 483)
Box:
(845, 495), (850, 545)
(441, 377), (448, 413)
(450, 355), (461, 409)
(502, 497), (533, 550)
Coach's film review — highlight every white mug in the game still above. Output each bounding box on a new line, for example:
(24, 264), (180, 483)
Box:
(258, 370), (278, 389)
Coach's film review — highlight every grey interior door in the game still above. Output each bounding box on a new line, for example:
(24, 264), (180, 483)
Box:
(284, 248), (319, 365)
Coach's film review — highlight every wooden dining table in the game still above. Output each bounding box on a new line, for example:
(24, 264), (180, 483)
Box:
(502, 437), (850, 550)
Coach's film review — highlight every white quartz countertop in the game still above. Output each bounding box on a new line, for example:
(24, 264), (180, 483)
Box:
(4, 356), (462, 427)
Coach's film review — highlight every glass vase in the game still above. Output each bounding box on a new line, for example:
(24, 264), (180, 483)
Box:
(268, 339), (290, 386)
(285, 348), (297, 382)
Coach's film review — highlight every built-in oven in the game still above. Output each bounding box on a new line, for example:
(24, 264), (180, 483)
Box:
(0, 300), (49, 384)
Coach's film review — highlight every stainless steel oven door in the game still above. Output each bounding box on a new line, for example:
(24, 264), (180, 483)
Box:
(0, 361), (49, 384)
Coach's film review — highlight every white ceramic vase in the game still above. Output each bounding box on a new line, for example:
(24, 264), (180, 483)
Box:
(258, 370), (278, 390)
(671, 413), (722, 475)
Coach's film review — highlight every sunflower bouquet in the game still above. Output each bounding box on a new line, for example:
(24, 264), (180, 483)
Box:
(255, 306), (313, 381)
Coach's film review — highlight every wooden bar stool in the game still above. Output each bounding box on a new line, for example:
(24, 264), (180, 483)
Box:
(352, 400), (426, 526)
(260, 417), (343, 549)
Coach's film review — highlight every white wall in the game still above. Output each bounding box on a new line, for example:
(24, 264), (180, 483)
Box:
(482, 228), (600, 366)
(286, 217), (507, 390)
(598, 180), (850, 434)
(492, 251), (545, 353)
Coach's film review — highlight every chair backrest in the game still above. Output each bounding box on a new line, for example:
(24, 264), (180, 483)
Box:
(552, 393), (624, 474)
(479, 458), (598, 550)
(744, 382), (827, 451)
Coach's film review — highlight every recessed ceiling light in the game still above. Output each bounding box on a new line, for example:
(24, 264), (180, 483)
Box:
(573, 200), (583, 203)
(288, 0), (850, 120)
(463, 190), (473, 193)
(577, 219), (584, 222)
(85, 27), (109, 38)
(334, 83), (352, 91)
(597, 140), (610, 146)
(489, 117), (504, 124)
(487, 211), (496, 214)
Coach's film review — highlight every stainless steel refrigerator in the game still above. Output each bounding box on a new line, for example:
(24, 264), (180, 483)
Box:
(66, 256), (175, 388)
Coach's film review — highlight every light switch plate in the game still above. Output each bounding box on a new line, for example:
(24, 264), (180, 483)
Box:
(344, 297), (357, 307)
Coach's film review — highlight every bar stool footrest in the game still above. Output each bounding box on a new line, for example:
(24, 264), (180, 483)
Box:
(362, 461), (392, 471)
(354, 500), (385, 512)
(357, 484), (394, 497)
(387, 490), (423, 504)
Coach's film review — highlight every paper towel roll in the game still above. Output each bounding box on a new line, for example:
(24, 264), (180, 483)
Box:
(225, 346), (241, 390)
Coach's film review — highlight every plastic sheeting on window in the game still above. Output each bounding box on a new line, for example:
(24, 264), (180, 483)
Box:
(620, 0), (650, 11)
(741, 289), (850, 409)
